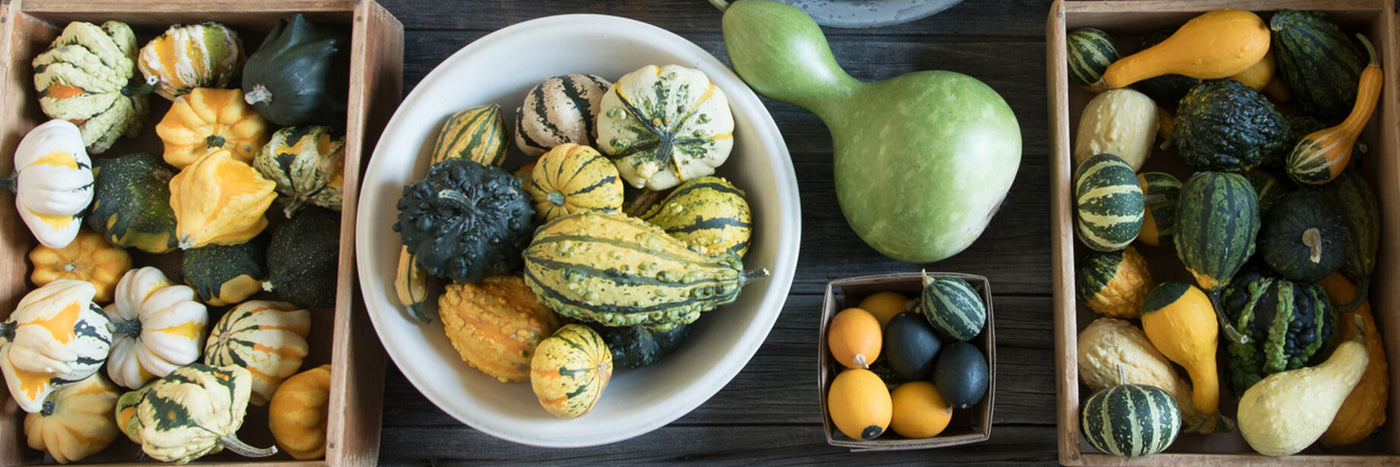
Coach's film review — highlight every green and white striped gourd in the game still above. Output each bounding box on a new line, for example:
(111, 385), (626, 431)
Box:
(514, 74), (611, 157)
(918, 271), (986, 341)
(1173, 171), (1259, 344)
(1081, 382), (1182, 457)
(1321, 169), (1379, 311)
(1074, 153), (1143, 251)
(431, 104), (508, 166)
(1067, 28), (1120, 89)
(253, 125), (346, 218)
(117, 363), (275, 463)
(1136, 172), (1180, 247)
(522, 211), (768, 332)
(640, 176), (752, 257)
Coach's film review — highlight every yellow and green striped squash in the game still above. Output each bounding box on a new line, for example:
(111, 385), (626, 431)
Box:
(203, 300), (311, 405)
(23, 373), (122, 464)
(0, 279), (112, 413)
(641, 176), (753, 257)
(530, 324), (613, 418)
(1136, 172), (1180, 247)
(525, 143), (624, 223)
(431, 104), (509, 166)
(32, 20), (150, 154)
(137, 22), (244, 101)
(1073, 153), (1143, 252)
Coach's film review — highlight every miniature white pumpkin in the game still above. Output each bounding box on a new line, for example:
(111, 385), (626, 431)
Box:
(5, 120), (94, 249)
(104, 267), (209, 389)
(595, 64), (734, 191)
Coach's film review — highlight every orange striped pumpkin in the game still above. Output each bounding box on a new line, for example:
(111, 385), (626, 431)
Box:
(203, 300), (311, 405)
(103, 267), (209, 390)
(530, 324), (613, 418)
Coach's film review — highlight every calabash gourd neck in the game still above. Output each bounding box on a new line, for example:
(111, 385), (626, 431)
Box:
(719, 0), (862, 119)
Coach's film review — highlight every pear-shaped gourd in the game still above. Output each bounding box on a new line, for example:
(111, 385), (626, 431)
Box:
(717, 0), (1020, 263)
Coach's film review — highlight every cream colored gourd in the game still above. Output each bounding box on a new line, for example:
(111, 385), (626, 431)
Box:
(104, 267), (209, 389)
(1, 280), (112, 413)
(23, 373), (121, 464)
(596, 64), (735, 190)
(1238, 317), (1370, 456)
(1077, 318), (1204, 432)
(5, 120), (94, 249)
(1099, 8), (1270, 89)
(1072, 88), (1158, 170)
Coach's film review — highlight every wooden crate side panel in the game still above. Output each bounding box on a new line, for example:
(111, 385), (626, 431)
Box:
(1046, 1), (1081, 465)
(1368, 0), (1400, 451)
(15, 0), (359, 27)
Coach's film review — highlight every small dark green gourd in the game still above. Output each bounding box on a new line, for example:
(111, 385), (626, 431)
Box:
(1257, 190), (1350, 283)
(395, 158), (535, 285)
(1270, 10), (1367, 120)
(588, 322), (691, 370)
(182, 233), (268, 306)
(241, 14), (350, 126)
(86, 152), (179, 254)
(265, 205), (340, 308)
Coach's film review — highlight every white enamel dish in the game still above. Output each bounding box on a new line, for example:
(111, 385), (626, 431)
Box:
(355, 14), (801, 447)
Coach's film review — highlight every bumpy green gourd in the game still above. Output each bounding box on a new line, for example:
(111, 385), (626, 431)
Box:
(394, 158), (535, 285)
(1220, 267), (1335, 400)
(522, 211), (767, 331)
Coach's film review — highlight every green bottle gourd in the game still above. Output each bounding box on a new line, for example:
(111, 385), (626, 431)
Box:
(714, 0), (1022, 263)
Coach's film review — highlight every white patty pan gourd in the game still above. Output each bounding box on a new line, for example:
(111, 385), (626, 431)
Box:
(31, 20), (150, 154)
(596, 64), (735, 191)
(4, 120), (94, 249)
(0, 279), (112, 413)
(204, 300), (312, 405)
(103, 267), (209, 389)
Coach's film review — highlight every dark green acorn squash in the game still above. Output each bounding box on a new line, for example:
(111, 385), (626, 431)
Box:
(86, 152), (179, 254)
(241, 14), (350, 126)
(1270, 10), (1367, 120)
(1173, 80), (1293, 172)
(1221, 267), (1336, 400)
(1130, 27), (1201, 107)
(395, 158), (535, 284)
(1321, 169), (1380, 311)
(182, 233), (268, 306)
(588, 322), (691, 370)
(1258, 190), (1350, 283)
(265, 205), (340, 308)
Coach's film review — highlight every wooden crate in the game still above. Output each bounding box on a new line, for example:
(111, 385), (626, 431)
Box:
(817, 272), (996, 451)
(0, 0), (402, 465)
(1048, 0), (1400, 464)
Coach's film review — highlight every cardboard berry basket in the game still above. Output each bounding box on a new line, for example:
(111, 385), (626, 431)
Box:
(1048, 0), (1400, 464)
(0, 0), (402, 464)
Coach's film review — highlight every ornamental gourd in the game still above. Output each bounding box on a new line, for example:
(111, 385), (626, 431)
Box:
(138, 22), (244, 101)
(1141, 282), (1222, 434)
(589, 322), (692, 370)
(525, 143), (624, 223)
(1270, 10), (1367, 120)
(1073, 153), (1143, 251)
(1322, 169), (1380, 312)
(156, 87), (270, 168)
(4, 120), (93, 249)
(264, 205), (341, 308)
(1136, 172), (1180, 246)
(1220, 268), (1335, 401)
(169, 148), (278, 249)
(1, 280), (112, 413)
(1080, 381), (1182, 457)
(438, 276), (560, 382)
(640, 176), (753, 257)
(531, 324), (613, 418)
(1076, 246), (1153, 319)
(394, 158), (535, 284)
(1173, 171), (1259, 344)
(104, 267), (209, 389)
(596, 64), (735, 190)
(1285, 35), (1383, 186)
(1318, 273), (1389, 447)
(920, 272), (986, 341)
(86, 152), (179, 253)
(32, 21), (150, 154)
(1257, 190), (1350, 283)
(523, 211), (768, 331)
(1066, 28), (1120, 89)
(242, 14), (351, 126)
(1096, 8), (1269, 89)
(253, 125), (346, 217)
(1072, 88), (1158, 170)
(181, 234), (268, 306)
(119, 363), (277, 463)
(432, 104), (509, 166)
(268, 364), (331, 460)
(204, 300), (311, 405)
(515, 74), (611, 157)
(1077, 318), (1204, 433)
(23, 373), (122, 464)
(29, 229), (132, 304)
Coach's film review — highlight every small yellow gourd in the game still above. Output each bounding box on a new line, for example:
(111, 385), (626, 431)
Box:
(826, 367), (892, 440)
(1099, 9), (1270, 89)
(1318, 273), (1388, 447)
(169, 148), (277, 249)
(268, 364), (331, 460)
(1140, 281), (1220, 433)
(156, 87), (269, 168)
(531, 324), (613, 418)
(29, 228), (132, 304)
(23, 373), (122, 464)
(827, 307), (882, 369)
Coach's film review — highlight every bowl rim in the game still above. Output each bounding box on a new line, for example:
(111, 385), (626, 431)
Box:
(355, 13), (801, 447)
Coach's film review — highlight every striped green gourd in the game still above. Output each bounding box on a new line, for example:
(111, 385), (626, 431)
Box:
(522, 211), (767, 332)
(1076, 246), (1153, 319)
(1136, 172), (1180, 247)
(1081, 382), (1182, 457)
(1322, 169), (1380, 311)
(1244, 170), (1286, 216)
(1074, 153), (1143, 251)
(1174, 171), (1259, 344)
(514, 73), (611, 157)
(641, 176), (753, 257)
(919, 272), (986, 341)
(1270, 10), (1367, 120)
(118, 363), (275, 463)
(431, 104), (508, 166)
(1067, 28), (1120, 88)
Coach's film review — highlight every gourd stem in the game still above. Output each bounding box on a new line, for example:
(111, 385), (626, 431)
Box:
(739, 268), (771, 286)
(437, 189), (475, 211)
(1208, 291), (1248, 345)
(283, 195), (309, 218)
(1302, 228), (1323, 264)
(1339, 276), (1370, 314)
(0, 173), (15, 192)
(623, 189), (666, 217)
(109, 318), (141, 338)
(0, 321), (14, 341)
(708, 0), (730, 11)
(244, 84), (273, 106)
(219, 434), (278, 458)
(121, 76), (157, 97)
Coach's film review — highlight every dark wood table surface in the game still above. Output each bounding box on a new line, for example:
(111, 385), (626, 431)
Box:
(372, 0), (1060, 463)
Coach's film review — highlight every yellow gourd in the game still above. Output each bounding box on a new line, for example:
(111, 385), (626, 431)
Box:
(827, 307), (882, 369)
(268, 364), (331, 460)
(826, 368), (891, 440)
(1140, 281), (1220, 433)
(23, 373), (122, 464)
(439, 276), (560, 383)
(1229, 48), (1276, 91)
(169, 148), (277, 249)
(1099, 9), (1270, 89)
(156, 87), (269, 168)
(28, 229), (132, 303)
(1318, 273), (1388, 447)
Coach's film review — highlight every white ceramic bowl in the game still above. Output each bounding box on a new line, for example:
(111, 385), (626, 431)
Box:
(355, 14), (801, 447)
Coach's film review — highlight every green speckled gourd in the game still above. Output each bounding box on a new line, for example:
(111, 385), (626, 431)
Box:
(264, 206), (339, 308)
(86, 152), (179, 254)
(640, 176), (753, 257)
(1322, 169), (1380, 311)
(1074, 153), (1143, 251)
(1258, 190), (1350, 283)
(919, 272), (986, 341)
(1173, 79), (1292, 172)
(1174, 171), (1259, 344)
(395, 158), (535, 285)
(182, 233), (267, 306)
(253, 125), (345, 218)
(522, 211), (768, 331)
(118, 363), (276, 463)
(1221, 268), (1336, 400)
